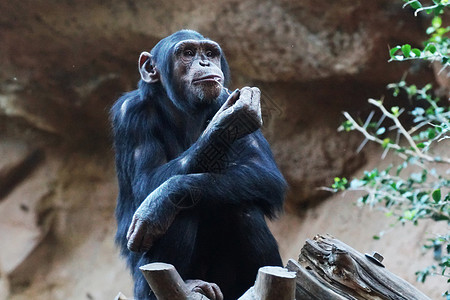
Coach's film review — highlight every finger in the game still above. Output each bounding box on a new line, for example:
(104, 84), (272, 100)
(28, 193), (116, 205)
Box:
(251, 87), (262, 124)
(245, 87), (262, 127)
(127, 227), (139, 251)
(195, 283), (215, 300)
(240, 86), (251, 93)
(251, 87), (261, 103)
(192, 286), (206, 296)
(127, 235), (138, 252)
(250, 87), (261, 109)
(221, 89), (240, 111)
(239, 86), (252, 103)
(141, 229), (154, 252)
(233, 87), (251, 110)
(127, 219), (146, 252)
(126, 215), (137, 240)
(211, 283), (224, 300)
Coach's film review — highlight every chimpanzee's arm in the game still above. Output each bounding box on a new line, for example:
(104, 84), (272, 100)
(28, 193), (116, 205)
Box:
(112, 90), (243, 248)
(111, 91), (230, 198)
(115, 88), (262, 202)
(126, 132), (286, 252)
(113, 87), (273, 252)
(152, 133), (285, 214)
(149, 87), (261, 177)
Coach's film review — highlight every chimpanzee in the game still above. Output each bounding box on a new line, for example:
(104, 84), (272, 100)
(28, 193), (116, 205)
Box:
(110, 30), (286, 300)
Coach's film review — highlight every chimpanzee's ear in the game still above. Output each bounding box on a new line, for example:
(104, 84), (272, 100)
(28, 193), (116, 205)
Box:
(139, 52), (159, 83)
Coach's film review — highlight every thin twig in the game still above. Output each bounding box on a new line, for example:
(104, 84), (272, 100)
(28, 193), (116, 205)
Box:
(369, 99), (450, 163)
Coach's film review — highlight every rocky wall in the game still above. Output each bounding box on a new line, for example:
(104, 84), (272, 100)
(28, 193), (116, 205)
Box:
(0, 1), (443, 299)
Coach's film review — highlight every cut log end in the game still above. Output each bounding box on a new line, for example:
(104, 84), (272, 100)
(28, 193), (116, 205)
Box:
(114, 292), (128, 300)
(139, 262), (175, 272)
(254, 266), (296, 300)
(258, 266), (297, 279)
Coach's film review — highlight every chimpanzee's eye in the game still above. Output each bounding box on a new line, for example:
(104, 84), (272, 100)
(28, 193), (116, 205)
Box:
(184, 49), (195, 57)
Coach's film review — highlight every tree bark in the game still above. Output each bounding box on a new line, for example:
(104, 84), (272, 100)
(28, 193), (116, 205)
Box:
(140, 262), (210, 300)
(137, 235), (433, 300)
(286, 234), (432, 300)
(239, 266), (296, 300)
(140, 262), (190, 300)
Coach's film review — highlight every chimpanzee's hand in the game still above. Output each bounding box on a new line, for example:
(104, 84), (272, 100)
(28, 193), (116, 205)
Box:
(186, 279), (224, 300)
(126, 191), (178, 252)
(206, 86), (262, 143)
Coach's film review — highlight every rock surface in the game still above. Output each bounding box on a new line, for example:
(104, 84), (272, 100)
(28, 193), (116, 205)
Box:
(0, 1), (444, 299)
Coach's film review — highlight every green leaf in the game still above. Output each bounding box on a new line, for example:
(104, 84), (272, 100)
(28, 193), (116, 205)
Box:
(359, 194), (369, 204)
(417, 142), (426, 148)
(419, 193), (429, 203)
(390, 46), (401, 58)
(425, 43), (437, 54)
(391, 106), (400, 116)
(376, 127), (386, 135)
(404, 209), (417, 220)
(411, 48), (422, 57)
(382, 138), (391, 149)
(341, 120), (354, 132)
(432, 16), (442, 28)
(401, 44), (412, 57)
(406, 84), (417, 96)
(423, 83), (433, 92)
(350, 179), (365, 189)
(432, 189), (441, 202)
(407, 0), (422, 10)
(412, 107), (425, 116)
(332, 177), (348, 191)
(426, 26), (436, 34)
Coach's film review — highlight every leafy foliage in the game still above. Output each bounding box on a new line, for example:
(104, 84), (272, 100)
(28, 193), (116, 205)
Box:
(332, 1), (450, 297)
(390, 1), (450, 68)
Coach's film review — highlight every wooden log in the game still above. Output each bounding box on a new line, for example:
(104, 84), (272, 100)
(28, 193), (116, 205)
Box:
(239, 266), (296, 300)
(140, 262), (211, 300)
(140, 262), (190, 300)
(114, 292), (128, 300)
(286, 234), (432, 300)
(136, 235), (432, 300)
(287, 259), (347, 300)
(255, 266), (296, 300)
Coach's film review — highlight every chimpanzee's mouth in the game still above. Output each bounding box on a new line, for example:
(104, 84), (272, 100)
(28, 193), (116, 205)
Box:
(192, 75), (222, 84)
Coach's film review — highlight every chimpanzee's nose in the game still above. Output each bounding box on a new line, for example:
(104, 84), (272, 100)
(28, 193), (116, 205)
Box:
(199, 60), (210, 67)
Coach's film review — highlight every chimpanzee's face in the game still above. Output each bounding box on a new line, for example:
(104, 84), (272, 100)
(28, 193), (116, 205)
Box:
(171, 39), (224, 104)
